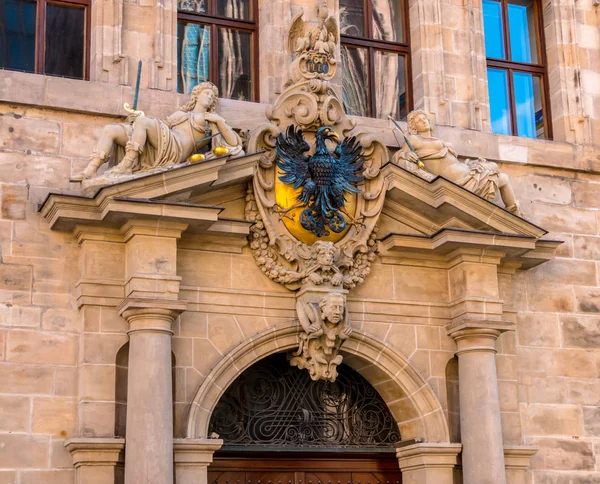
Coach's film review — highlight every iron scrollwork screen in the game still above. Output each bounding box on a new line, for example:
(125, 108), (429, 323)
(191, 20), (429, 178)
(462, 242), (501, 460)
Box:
(209, 353), (401, 449)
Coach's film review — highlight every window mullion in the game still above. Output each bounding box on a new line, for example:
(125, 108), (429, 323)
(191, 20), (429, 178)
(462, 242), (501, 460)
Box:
(507, 67), (518, 136)
(502, 0), (511, 62)
(36, 0), (45, 74)
(365, 0), (373, 40)
(368, 47), (376, 118)
(210, 21), (218, 87)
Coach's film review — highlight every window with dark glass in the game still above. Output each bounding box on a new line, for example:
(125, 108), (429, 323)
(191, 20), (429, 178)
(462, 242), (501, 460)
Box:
(177, 0), (257, 101)
(483, 0), (551, 139)
(339, 0), (410, 120)
(0, 0), (88, 79)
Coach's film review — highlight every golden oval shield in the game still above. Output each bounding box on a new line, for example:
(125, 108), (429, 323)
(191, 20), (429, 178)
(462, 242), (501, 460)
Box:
(275, 165), (357, 245)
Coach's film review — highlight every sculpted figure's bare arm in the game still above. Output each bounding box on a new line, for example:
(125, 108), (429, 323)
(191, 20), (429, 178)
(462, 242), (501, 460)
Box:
(397, 138), (419, 164)
(296, 301), (321, 335)
(204, 112), (239, 147)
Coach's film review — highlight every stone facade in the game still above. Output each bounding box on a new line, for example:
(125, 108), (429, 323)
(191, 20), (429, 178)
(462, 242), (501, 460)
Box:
(0, 0), (599, 483)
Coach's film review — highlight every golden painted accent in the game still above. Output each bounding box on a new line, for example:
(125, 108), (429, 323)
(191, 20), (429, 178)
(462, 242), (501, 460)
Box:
(213, 146), (230, 157)
(189, 153), (206, 163)
(275, 166), (356, 244)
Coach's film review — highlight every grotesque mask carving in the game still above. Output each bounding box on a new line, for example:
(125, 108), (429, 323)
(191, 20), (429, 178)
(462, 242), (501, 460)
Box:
(290, 292), (352, 382)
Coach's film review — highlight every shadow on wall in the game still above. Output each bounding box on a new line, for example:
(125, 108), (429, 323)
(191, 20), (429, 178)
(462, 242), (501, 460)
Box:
(446, 356), (460, 443)
(114, 342), (177, 438)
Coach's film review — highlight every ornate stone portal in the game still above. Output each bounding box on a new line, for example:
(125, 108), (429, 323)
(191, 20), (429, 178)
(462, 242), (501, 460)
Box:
(246, 2), (387, 381)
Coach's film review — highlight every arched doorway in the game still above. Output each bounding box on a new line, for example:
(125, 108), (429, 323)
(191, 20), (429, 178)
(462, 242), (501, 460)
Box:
(207, 353), (403, 484)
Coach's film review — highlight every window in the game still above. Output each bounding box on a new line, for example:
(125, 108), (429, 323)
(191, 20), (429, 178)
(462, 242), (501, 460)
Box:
(339, 0), (411, 120)
(177, 0), (258, 102)
(483, 0), (551, 139)
(0, 0), (89, 79)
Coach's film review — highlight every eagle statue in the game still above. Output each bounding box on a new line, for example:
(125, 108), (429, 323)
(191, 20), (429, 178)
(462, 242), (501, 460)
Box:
(287, 0), (338, 56)
(276, 126), (365, 237)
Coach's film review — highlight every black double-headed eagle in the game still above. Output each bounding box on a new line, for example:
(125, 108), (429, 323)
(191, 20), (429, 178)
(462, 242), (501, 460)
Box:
(276, 126), (364, 237)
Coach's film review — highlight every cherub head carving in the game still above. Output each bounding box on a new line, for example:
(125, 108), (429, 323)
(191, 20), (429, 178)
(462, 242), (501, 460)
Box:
(319, 292), (345, 325)
(312, 241), (338, 268)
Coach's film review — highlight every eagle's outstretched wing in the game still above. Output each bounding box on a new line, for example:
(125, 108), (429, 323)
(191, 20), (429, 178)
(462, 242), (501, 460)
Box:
(316, 136), (363, 213)
(328, 136), (364, 208)
(276, 125), (311, 191)
(287, 13), (307, 54)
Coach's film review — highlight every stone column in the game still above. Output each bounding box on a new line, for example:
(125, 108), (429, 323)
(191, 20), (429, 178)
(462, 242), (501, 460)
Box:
(447, 320), (512, 484)
(119, 299), (186, 484)
(396, 442), (461, 484)
(173, 438), (223, 484)
(118, 219), (188, 484)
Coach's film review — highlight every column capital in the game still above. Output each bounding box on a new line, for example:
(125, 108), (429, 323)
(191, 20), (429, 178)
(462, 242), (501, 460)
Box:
(118, 297), (187, 335)
(174, 438), (224, 484)
(120, 219), (189, 241)
(173, 438), (224, 466)
(447, 319), (514, 355)
(504, 445), (538, 470)
(396, 442), (462, 484)
(64, 437), (125, 467)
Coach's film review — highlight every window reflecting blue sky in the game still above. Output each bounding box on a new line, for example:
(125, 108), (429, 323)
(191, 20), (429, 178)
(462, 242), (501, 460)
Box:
(483, 0), (544, 137)
(508, 3), (538, 63)
(487, 68), (511, 135)
(483, 0), (505, 59)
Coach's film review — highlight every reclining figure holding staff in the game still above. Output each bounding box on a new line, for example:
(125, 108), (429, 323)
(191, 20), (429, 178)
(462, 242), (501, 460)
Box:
(392, 110), (522, 216)
(72, 81), (244, 181)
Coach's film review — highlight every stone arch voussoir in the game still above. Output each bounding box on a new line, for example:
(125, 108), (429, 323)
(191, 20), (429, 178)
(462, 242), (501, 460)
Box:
(185, 322), (450, 443)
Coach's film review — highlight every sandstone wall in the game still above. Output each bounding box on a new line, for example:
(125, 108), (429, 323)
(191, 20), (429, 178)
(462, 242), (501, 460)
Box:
(0, 0), (599, 481)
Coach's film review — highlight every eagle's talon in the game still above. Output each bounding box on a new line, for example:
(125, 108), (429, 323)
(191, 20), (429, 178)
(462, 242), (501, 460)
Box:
(273, 203), (300, 222)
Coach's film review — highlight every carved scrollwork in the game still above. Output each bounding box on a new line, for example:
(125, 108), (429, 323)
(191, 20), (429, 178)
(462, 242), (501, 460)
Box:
(245, 2), (390, 381)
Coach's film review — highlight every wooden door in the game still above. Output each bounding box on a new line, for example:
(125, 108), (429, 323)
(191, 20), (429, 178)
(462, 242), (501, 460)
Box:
(208, 453), (402, 484)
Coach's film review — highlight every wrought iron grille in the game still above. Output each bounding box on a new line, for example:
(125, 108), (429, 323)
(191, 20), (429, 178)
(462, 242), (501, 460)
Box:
(209, 353), (401, 449)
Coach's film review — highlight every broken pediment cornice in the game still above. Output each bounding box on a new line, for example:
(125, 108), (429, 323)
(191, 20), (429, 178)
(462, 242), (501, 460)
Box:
(39, 151), (263, 236)
(382, 162), (548, 239)
(379, 227), (562, 270)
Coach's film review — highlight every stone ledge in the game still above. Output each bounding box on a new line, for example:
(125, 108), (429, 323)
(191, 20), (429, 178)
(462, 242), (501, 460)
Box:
(1, 70), (598, 174)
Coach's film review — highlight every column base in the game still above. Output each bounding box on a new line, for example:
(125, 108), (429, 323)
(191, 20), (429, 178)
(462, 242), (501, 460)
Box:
(396, 442), (462, 484)
(65, 438), (125, 484)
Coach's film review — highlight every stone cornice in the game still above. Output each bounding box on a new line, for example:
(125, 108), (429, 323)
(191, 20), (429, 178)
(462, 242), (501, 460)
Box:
(379, 228), (560, 269)
(382, 163), (548, 238)
(39, 152), (262, 236)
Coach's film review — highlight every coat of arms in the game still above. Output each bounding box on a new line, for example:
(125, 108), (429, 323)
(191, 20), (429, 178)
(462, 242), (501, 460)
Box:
(246, 1), (388, 381)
